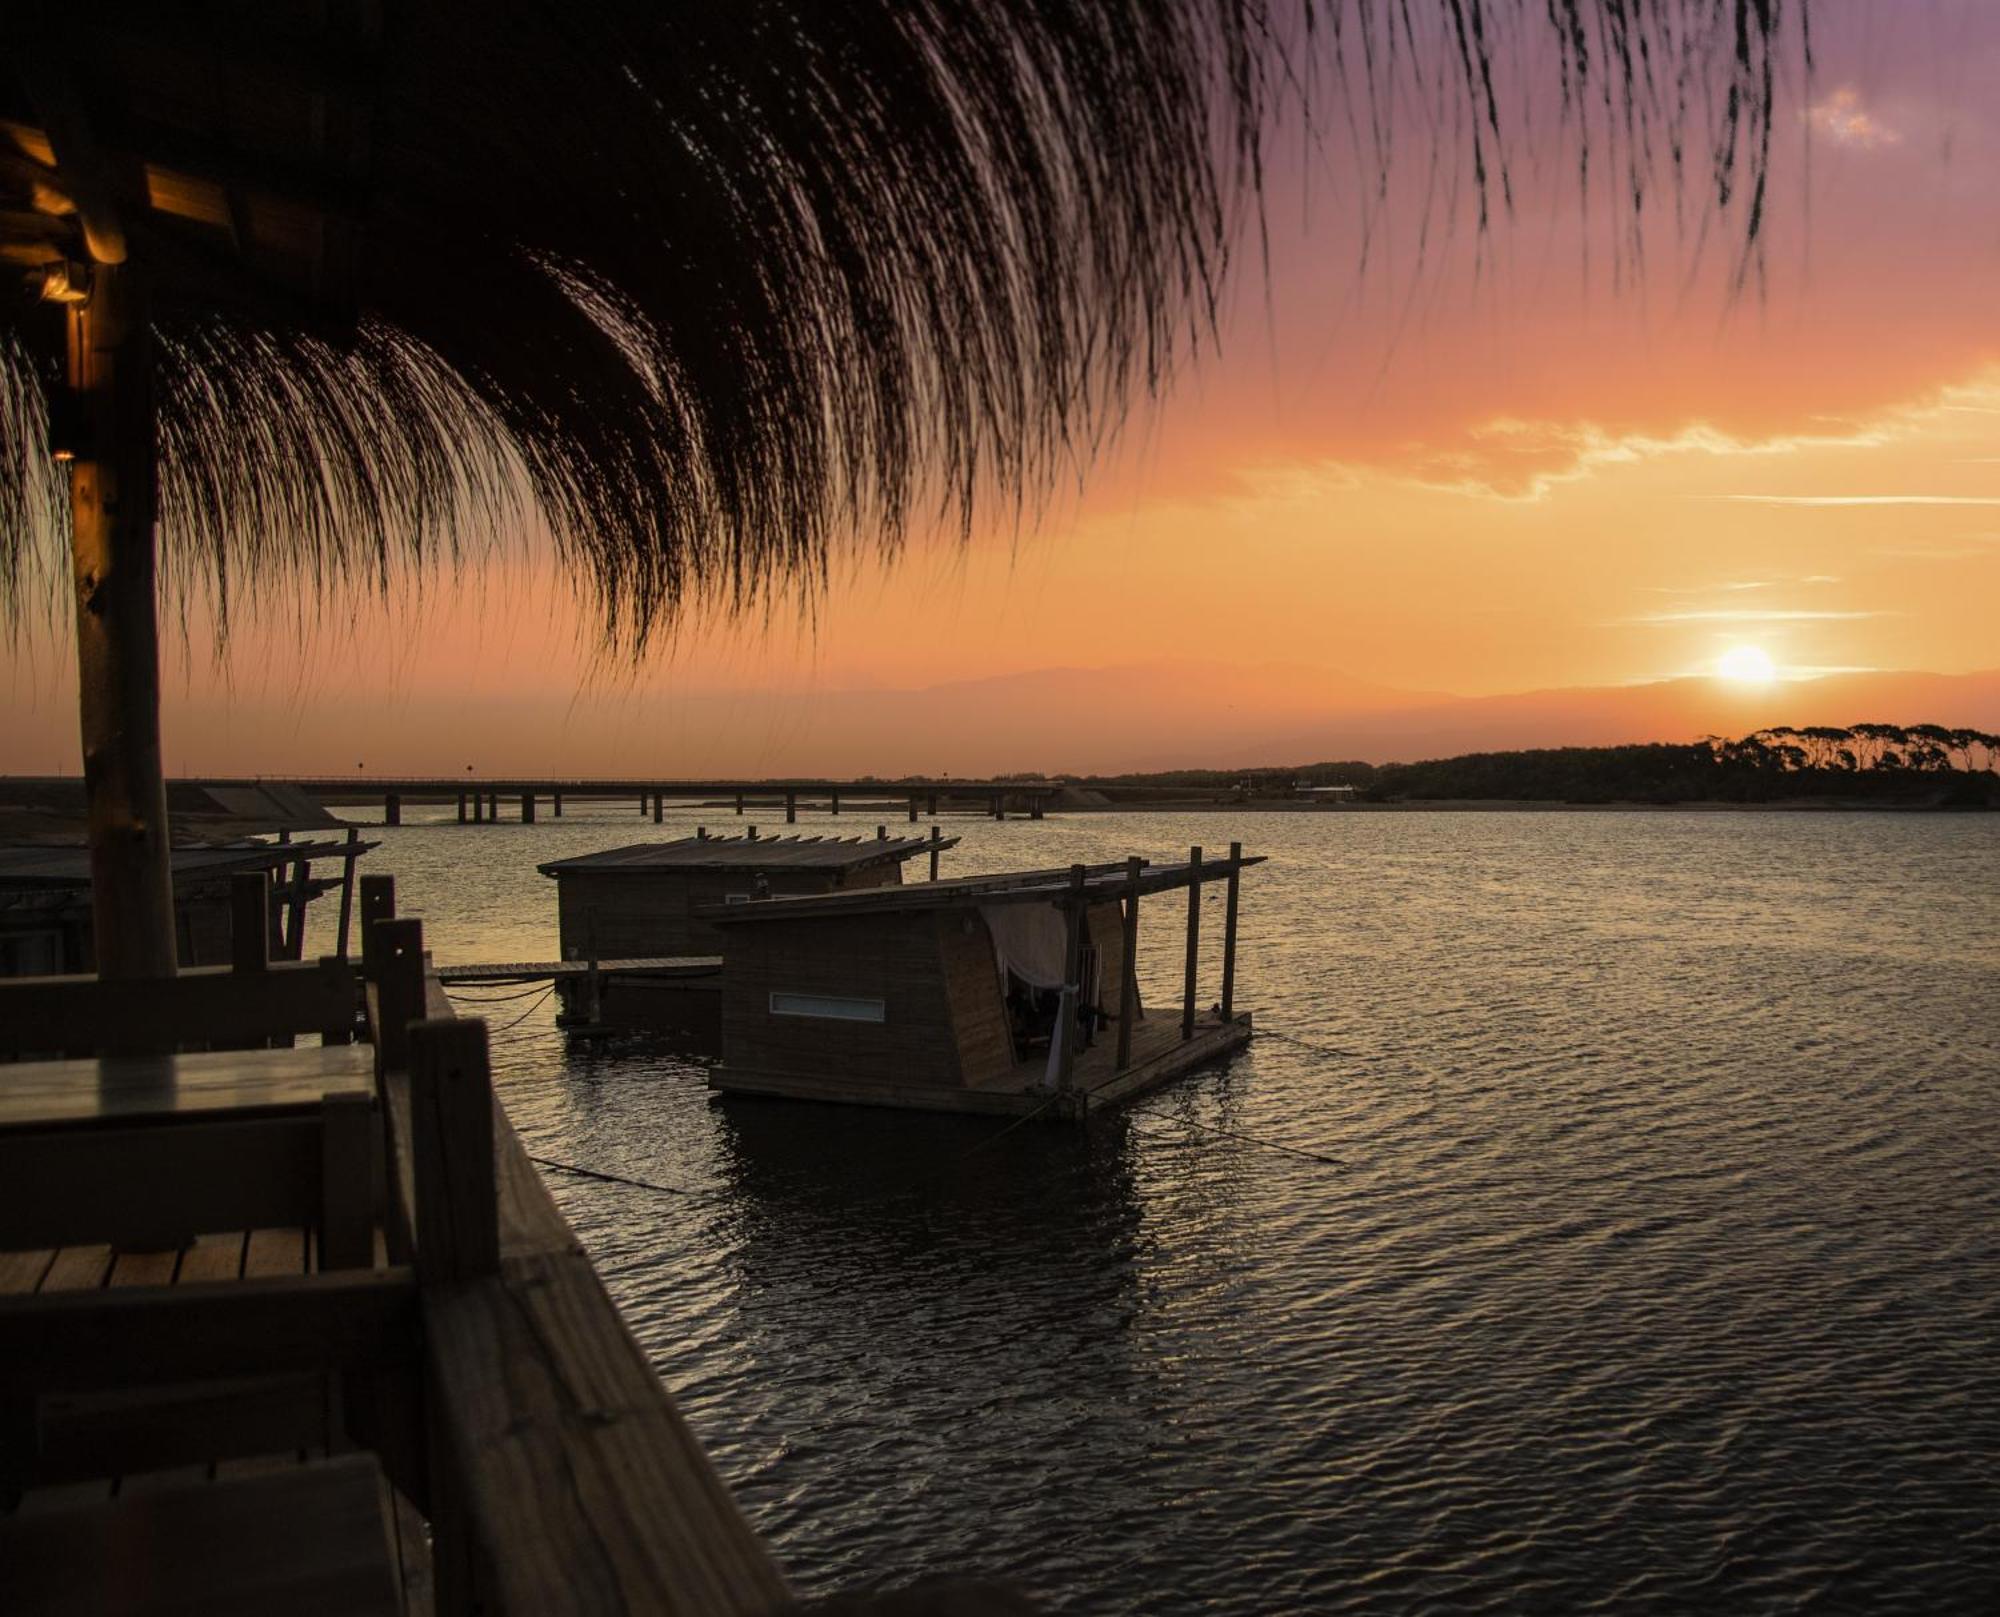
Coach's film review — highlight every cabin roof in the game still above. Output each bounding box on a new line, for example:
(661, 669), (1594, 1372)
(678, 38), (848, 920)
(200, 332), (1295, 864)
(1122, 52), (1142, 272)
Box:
(699, 853), (1264, 924)
(537, 833), (958, 878)
(0, 838), (372, 889)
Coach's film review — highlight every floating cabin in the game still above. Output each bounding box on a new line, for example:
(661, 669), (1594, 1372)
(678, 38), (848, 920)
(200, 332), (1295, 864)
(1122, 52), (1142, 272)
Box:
(702, 847), (1263, 1118)
(534, 830), (959, 1029)
(0, 838), (371, 977)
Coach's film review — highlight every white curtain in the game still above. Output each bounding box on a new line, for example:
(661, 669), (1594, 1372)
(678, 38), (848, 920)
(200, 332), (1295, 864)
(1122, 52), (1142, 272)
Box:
(981, 902), (1068, 991)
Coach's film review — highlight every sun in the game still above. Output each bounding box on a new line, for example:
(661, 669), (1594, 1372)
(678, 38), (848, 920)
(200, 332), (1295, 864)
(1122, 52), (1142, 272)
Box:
(1716, 645), (1778, 686)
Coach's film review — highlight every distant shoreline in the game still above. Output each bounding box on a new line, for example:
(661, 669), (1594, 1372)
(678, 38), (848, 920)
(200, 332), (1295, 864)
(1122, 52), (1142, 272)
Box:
(1068, 797), (1993, 814)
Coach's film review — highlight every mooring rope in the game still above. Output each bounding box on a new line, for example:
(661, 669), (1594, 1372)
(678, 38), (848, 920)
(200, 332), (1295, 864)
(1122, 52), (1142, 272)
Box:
(527, 1153), (711, 1198)
(443, 981), (561, 1004)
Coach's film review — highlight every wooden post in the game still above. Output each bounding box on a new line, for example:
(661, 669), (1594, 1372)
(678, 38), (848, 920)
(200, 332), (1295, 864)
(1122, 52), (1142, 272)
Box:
(1057, 865), (1087, 1091)
(696, 825), (707, 841)
(408, 1018), (498, 1283)
(928, 792), (939, 818)
(358, 873), (395, 980)
(1031, 797), (1044, 820)
(1220, 841), (1242, 1022)
(520, 793), (535, 824)
(1116, 856), (1142, 1071)
(876, 824), (886, 840)
(736, 792), (745, 815)
(284, 858), (311, 960)
(908, 797), (918, 823)
(334, 827), (360, 960)
(63, 259), (177, 980)
(231, 871), (270, 974)
(385, 792), (402, 826)
(929, 824), (942, 881)
(748, 824), (759, 841)
(374, 918), (425, 1074)
(785, 791), (796, 824)
(1181, 845), (1202, 1040)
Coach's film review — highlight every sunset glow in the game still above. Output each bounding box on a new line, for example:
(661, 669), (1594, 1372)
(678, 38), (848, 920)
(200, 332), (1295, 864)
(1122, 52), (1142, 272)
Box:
(4, 8), (1997, 776)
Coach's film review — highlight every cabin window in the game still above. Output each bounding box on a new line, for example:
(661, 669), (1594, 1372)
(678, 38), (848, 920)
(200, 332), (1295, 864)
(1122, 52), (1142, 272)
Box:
(724, 893), (753, 905)
(769, 991), (887, 1024)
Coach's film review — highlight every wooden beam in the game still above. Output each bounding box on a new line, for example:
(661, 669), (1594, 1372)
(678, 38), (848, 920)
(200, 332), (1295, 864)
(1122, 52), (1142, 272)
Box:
(0, 957), (357, 1059)
(0, 1269), (418, 1392)
(409, 1020), (498, 1286)
(1220, 841), (1242, 1022)
(1181, 846), (1202, 1040)
(372, 919), (425, 1075)
(334, 826), (361, 961)
(358, 872), (394, 977)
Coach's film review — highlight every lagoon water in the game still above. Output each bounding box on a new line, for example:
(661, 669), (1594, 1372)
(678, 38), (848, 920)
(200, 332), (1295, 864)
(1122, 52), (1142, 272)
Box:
(337, 804), (1999, 1613)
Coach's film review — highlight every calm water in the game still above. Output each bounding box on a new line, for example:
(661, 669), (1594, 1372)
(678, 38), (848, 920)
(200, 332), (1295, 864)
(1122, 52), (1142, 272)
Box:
(329, 804), (2000, 1613)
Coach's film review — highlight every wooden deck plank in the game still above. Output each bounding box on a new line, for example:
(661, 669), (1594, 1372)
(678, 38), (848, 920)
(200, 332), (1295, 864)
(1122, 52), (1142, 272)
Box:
(177, 1231), (248, 1284)
(108, 1248), (181, 1288)
(0, 1045), (375, 1131)
(245, 1227), (310, 1278)
(40, 1246), (113, 1292)
(0, 1249), (53, 1295)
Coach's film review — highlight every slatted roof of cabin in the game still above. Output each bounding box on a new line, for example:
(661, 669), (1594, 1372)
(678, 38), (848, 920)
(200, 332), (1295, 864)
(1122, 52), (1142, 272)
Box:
(537, 834), (959, 878)
(0, 838), (372, 887)
(699, 853), (1265, 922)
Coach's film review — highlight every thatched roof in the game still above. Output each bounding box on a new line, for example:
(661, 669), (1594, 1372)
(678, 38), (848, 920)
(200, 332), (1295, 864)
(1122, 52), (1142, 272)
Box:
(1, 3), (1801, 645)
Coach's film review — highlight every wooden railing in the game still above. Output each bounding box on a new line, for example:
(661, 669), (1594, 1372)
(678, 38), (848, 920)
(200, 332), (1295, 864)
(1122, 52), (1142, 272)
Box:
(358, 881), (793, 1615)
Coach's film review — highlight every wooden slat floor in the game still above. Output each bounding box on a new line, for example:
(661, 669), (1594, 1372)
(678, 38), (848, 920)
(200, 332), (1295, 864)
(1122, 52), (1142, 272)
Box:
(1, 1229), (432, 1615)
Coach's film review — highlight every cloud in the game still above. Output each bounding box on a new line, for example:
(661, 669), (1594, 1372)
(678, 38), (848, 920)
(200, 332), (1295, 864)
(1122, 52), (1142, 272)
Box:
(1808, 87), (1900, 150)
(1626, 609), (1887, 626)
(1717, 494), (2000, 507)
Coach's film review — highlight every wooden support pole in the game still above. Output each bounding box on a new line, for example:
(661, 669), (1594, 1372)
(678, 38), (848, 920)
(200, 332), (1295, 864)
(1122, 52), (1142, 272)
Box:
(1181, 845), (1202, 1040)
(696, 825), (707, 841)
(384, 792), (402, 826)
(520, 793), (535, 824)
(785, 791), (796, 824)
(876, 824), (886, 840)
(1220, 841), (1242, 1022)
(1116, 856), (1142, 1071)
(334, 827), (360, 960)
(908, 797), (918, 823)
(65, 260), (177, 980)
(358, 874), (395, 980)
(374, 918), (425, 1075)
(830, 790), (840, 815)
(928, 792), (939, 818)
(1057, 864), (1087, 1092)
(284, 858), (311, 960)
(231, 871), (270, 975)
(748, 824), (759, 841)
(736, 792), (745, 815)
(929, 824), (942, 881)
(408, 1018), (498, 1284)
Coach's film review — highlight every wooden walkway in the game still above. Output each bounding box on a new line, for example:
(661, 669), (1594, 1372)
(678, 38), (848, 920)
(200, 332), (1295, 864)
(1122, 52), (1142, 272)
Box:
(435, 957), (720, 986)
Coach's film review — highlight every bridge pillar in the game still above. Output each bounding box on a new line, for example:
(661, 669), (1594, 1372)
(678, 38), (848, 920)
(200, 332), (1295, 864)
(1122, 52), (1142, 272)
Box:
(1030, 797), (1044, 821)
(521, 793), (535, 824)
(553, 792), (563, 817)
(735, 792), (744, 815)
(457, 793), (467, 824)
(785, 791), (796, 824)
(640, 792), (647, 815)
(653, 792), (663, 824)
(488, 792), (498, 820)
(385, 792), (402, 826)
(830, 789), (840, 816)
(908, 796), (918, 823)
(992, 793), (1005, 821)
(928, 793), (938, 818)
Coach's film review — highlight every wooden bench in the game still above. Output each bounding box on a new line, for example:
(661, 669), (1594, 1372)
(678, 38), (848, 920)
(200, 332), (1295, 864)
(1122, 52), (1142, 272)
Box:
(0, 1453), (404, 1616)
(0, 1045), (377, 1264)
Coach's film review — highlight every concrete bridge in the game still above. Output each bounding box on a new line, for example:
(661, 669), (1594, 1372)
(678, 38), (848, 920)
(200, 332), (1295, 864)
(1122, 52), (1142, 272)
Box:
(180, 777), (1063, 826)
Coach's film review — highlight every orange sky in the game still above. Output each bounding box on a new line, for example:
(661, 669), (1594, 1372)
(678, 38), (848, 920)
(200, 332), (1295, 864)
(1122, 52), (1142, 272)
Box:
(5, 4), (1998, 776)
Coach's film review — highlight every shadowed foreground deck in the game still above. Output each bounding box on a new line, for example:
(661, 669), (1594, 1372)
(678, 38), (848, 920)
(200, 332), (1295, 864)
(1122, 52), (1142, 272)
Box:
(711, 1009), (1252, 1118)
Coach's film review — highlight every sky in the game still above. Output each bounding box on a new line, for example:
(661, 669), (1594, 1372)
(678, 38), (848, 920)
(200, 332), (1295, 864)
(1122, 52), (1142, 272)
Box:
(5, 2), (1998, 776)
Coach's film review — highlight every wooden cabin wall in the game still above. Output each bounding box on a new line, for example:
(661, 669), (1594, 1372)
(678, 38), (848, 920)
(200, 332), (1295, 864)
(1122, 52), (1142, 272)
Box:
(719, 914), (965, 1090)
(557, 860), (907, 959)
(939, 910), (1015, 1086)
